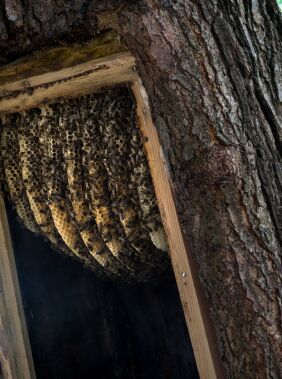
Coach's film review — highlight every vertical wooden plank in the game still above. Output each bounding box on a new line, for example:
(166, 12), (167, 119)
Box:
(0, 196), (36, 379)
(131, 79), (224, 379)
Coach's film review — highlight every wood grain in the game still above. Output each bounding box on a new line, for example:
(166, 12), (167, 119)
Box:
(0, 30), (126, 91)
(0, 196), (35, 379)
(0, 37), (224, 378)
(0, 52), (136, 114)
(131, 79), (224, 379)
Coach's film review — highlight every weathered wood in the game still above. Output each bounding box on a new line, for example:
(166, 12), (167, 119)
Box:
(0, 30), (126, 92)
(0, 40), (224, 378)
(0, 1), (281, 377)
(0, 52), (136, 114)
(0, 196), (35, 379)
(131, 79), (224, 379)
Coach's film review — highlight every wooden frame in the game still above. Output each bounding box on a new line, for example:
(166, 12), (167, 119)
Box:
(0, 31), (224, 379)
(0, 196), (36, 379)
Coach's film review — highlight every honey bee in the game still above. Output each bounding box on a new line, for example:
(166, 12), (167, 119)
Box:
(0, 87), (170, 283)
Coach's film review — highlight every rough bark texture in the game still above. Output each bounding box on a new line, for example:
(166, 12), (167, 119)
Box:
(0, 1), (281, 378)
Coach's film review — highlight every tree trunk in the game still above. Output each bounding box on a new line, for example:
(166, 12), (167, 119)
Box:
(0, 1), (281, 378)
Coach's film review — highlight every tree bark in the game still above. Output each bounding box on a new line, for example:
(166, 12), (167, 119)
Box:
(0, 1), (281, 378)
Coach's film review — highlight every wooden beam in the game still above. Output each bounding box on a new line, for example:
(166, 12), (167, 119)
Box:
(0, 52), (136, 114)
(131, 79), (224, 379)
(0, 30), (127, 94)
(0, 36), (224, 378)
(0, 196), (36, 379)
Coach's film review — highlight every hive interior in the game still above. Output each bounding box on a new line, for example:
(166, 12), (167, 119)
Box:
(0, 87), (170, 282)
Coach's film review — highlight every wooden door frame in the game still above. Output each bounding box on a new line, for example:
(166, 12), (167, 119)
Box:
(0, 31), (224, 379)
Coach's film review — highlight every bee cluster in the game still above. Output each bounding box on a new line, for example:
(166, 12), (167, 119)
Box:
(0, 87), (170, 282)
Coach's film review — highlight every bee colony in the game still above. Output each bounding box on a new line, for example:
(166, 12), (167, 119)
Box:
(0, 87), (170, 282)
(0, 34), (221, 379)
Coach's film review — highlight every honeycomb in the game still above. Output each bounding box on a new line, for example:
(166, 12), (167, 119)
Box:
(84, 94), (168, 269)
(38, 106), (101, 272)
(18, 110), (76, 258)
(59, 101), (127, 278)
(82, 110), (146, 277)
(0, 123), (39, 233)
(0, 87), (169, 282)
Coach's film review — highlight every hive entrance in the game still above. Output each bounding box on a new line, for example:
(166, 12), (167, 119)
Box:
(0, 87), (169, 282)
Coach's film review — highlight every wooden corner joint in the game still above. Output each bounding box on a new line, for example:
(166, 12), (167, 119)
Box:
(0, 34), (224, 379)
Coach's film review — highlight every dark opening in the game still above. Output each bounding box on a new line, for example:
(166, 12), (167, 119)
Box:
(6, 201), (198, 379)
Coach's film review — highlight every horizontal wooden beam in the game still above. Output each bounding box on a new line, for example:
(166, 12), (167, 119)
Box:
(0, 52), (136, 114)
(0, 30), (127, 94)
(0, 34), (224, 378)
